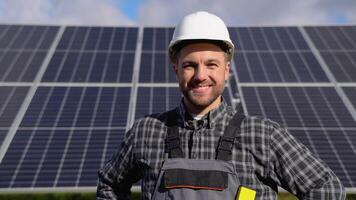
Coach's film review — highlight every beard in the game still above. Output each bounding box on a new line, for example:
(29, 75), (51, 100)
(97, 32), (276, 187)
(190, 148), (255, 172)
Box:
(180, 79), (225, 109)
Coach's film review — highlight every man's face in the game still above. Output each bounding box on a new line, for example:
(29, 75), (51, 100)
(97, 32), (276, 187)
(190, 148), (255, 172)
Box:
(173, 43), (230, 114)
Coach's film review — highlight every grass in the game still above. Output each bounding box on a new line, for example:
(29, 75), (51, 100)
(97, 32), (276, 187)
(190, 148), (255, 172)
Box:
(0, 192), (355, 200)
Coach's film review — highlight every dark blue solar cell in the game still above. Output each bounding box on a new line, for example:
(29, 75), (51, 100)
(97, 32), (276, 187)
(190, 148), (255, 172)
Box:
(76, 87), (99, 127)
(0, 129), (32, 187)
(119, 52), (134, 82)
(0, 26), (19, 49)
(153, 53), (171, 83)
(84, 27), (100, 50)
(234, 52), (251, 82)
(98, 27), (114, 50)
(317, 27), (340, 50)
(0, 87), (29, 127)
(88, 52), (107, 82)
(328, 27), (354, 50)
(341, 26), (356, 49)
(343, 87), (356, 109)
(72, 52), (93, 82)
(262, 27), (283, 50)
(236, 28), (255, 50)
(56, 130), (88, 187)
(68, 27), (88, 50)
(139, 52), (153, 82)
(274, 27), (296, 50)
(78, 129), (107, 186)
(10, 26), (33, 49)
(0, 51), (16, 80)
(250, 27), (268, 50)
(142, 28), (154, 51)
(37, 87), (67, 127)
(11, 130), (50, 188)
(125, 28), (138, 51)
(34, 129), (70, 187)
(103, 53), (122, 82)
(57, 87), (83, 127)
(155, 28), (169, 51)
(111, 28), (126, 50)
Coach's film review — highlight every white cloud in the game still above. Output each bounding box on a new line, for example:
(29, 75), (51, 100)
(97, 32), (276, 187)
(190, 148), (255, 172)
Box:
(0, 0), (355, 26)
(0, 0), (133, 25)
(137, 0), (356, 26)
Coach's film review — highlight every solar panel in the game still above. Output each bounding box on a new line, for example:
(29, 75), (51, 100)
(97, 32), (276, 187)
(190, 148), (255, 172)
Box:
(305, 26), (356, 82)
(139, 28), (176, 83)
(241, 86), (356, 128)
(0, 25), (59, 82)
(230, 27), (330, 82)
(0, 25), (355, 191)
(20, 87), (131, 128)
(0, 128), (125, 188)
(41, 27), (137, 82)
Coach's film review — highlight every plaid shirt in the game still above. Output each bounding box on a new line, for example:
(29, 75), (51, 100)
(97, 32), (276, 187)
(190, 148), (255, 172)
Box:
(97, 100), (345, 200)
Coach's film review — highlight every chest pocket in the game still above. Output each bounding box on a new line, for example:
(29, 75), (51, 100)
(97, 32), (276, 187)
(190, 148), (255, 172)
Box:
(152, 158), (239, 200)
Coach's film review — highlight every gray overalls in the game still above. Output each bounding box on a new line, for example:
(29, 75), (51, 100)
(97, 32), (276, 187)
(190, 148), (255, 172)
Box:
(152, 111), (247, 200)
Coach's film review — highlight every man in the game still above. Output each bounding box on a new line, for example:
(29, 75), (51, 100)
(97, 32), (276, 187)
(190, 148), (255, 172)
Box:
(97, 11), (345, 199)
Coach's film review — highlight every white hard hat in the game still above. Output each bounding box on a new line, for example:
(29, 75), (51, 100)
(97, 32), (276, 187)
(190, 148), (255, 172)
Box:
(168, 11), (235, 62)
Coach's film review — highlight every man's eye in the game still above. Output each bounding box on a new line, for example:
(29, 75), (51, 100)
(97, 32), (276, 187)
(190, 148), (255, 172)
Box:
(207, 63), (218, 68)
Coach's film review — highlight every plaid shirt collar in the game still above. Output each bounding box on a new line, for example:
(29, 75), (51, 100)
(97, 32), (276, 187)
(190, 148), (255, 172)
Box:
(176, 97), (229, 130)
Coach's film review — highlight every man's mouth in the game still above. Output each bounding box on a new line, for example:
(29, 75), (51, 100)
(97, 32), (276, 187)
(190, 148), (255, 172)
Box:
(190, 84), (212, 93)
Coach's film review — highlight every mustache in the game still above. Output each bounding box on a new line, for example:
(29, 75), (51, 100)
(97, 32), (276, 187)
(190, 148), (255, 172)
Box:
(187, 79), (215, 88)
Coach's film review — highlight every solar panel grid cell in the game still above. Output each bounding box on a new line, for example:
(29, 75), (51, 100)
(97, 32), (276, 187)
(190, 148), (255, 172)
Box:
(231, 27), (329, 83)
(242, 87), (356, 128)
(42, 27), (137, 83)
(305, 26), (356, 82)
(140, 28), (175, 83)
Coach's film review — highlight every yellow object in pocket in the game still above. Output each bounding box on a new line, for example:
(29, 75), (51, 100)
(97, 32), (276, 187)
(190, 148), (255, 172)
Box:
(236, 186), (256, 200)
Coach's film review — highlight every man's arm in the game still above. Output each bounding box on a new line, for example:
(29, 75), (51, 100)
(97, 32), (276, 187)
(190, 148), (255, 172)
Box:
(96, 124), (142, 200)
(268, 123), (345, 199)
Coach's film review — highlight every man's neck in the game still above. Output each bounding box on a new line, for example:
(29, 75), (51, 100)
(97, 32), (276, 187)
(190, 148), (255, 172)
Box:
(183, 96), (222, 116)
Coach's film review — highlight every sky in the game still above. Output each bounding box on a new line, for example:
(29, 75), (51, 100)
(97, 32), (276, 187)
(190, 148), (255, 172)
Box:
(0, 0), (355, 26)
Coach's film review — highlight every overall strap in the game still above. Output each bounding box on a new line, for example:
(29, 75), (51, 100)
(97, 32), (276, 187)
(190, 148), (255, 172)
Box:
(165, 110), (184, 158)
(216, 113), (246, 161)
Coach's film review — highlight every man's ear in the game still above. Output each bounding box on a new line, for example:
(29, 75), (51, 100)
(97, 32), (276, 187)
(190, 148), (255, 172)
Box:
(225, 62), (231, 81)
(172, 62), (178, 75)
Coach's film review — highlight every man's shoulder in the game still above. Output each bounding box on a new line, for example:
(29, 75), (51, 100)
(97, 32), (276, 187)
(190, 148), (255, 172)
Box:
(131, 109), (176, 130)
(241, 115), (286, 134)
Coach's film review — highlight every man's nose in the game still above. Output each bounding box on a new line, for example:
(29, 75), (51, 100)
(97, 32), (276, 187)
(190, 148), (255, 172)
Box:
(194, 65), (208, 81)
